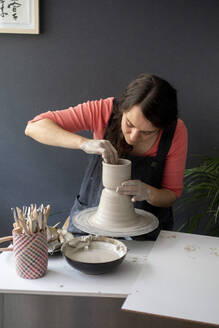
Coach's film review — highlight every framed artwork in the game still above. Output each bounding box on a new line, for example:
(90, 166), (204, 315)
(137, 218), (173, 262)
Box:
(0, 0), (39, 34)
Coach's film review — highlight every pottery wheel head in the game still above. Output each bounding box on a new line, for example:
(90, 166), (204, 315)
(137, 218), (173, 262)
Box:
(72, 207), (159, 238)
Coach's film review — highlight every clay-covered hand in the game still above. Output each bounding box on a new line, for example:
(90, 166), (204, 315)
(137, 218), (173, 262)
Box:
(116, 180), (151, 202)
(79, 139), (118, 164)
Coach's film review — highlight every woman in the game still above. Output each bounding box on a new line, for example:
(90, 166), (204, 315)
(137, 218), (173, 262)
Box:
(25, 73), (188, 240)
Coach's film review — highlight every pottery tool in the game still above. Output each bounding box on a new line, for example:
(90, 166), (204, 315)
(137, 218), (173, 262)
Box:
(37, 210), (43, 231)
(13, 226), (22, 234)
(10, 203), (51, 235)
(0, 235), (13, 252)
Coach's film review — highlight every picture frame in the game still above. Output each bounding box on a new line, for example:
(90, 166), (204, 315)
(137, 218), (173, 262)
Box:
(0, 0), (39, 34)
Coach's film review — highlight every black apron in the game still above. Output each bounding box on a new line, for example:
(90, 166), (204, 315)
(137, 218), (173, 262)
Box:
(68, 115), (176, 241)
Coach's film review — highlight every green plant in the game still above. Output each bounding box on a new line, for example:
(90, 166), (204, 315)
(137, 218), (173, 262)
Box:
(178, 156), (219, 236)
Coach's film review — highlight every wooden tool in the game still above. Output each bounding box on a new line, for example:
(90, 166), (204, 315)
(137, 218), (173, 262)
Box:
(0, 235), (13, 252)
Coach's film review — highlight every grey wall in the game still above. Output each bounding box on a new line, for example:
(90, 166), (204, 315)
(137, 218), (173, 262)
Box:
(0, 0), (219, 237)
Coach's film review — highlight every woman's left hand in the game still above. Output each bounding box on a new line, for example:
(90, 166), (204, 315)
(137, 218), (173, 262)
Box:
(116, 180), (151, 202)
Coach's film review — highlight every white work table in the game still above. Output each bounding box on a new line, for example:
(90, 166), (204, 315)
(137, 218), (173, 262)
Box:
(123, 231), (219, 327)
(0, 240), (154, 298)
(1, 231), (219, 328)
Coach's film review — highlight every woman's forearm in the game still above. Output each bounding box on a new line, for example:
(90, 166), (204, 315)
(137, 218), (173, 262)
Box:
(145, 185), (178, 207)
(25, 118), (89, 149)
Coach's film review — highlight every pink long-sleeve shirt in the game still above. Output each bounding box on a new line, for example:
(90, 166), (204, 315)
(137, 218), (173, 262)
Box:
(29, 97), (188, 197)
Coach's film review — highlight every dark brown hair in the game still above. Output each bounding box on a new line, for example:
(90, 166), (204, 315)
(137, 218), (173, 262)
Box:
(105, 73), (178, 156)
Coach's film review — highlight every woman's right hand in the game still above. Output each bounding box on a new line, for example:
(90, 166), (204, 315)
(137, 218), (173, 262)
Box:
(80, 140), (118, 164)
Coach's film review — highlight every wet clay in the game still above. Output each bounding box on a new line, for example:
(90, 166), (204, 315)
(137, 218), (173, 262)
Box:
(73, 159), (159, 237)
(65, 241), (121, 263)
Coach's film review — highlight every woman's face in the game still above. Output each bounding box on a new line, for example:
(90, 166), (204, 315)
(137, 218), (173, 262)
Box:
(121, 105), (160, 146)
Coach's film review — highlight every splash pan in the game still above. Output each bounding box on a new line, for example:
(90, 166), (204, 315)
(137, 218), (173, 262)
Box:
(73, 207), (159, 238)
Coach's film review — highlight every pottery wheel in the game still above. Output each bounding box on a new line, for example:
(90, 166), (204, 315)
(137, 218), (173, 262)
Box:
(73, 207), (159, 237)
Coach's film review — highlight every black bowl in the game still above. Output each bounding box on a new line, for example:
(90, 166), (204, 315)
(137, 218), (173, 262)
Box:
(61, 235), (127, 275)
